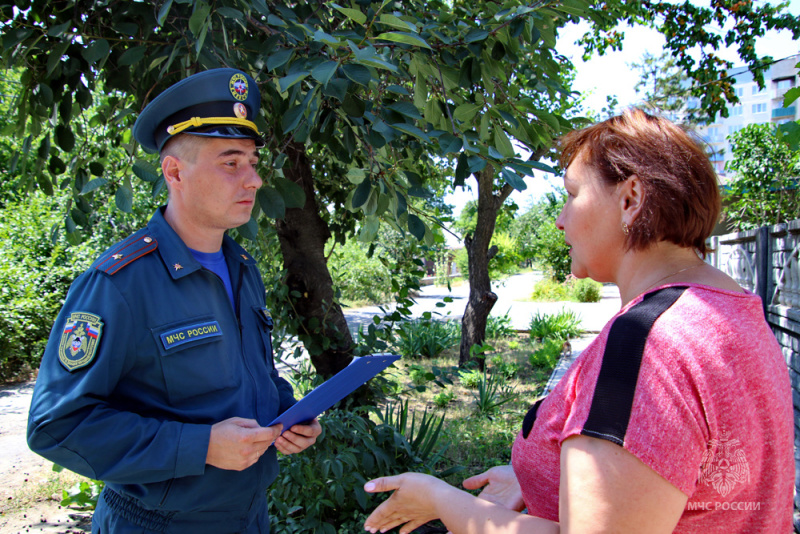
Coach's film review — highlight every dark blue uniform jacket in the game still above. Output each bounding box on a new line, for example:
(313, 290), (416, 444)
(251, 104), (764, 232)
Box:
(27, 208), (296, 532)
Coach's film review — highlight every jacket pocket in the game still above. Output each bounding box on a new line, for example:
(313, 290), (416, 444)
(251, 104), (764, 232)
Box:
(151, 316), (237, 404)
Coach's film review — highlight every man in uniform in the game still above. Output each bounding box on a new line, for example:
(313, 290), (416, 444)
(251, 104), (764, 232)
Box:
(27, 68), (321, 533)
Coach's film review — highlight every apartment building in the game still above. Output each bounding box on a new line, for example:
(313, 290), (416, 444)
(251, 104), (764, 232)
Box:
(697, 53), (798, 176)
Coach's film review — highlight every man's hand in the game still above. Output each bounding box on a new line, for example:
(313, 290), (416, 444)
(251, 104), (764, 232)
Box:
(274, 418), (322, 455)
(462, 465), (525, 511)
(206, 417), (282, 471)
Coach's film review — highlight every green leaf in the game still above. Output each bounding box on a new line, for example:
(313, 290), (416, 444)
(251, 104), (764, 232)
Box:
(272, 177), (306, 209)
(82, 39), (110, 65)
(282, 104), (306, 134)
(216, 7), (244, 20)
(453, 103), (481, 123)
(189, 3), (211, 37)
(46, 42), (70, 76)
(438, 134), (462, 154)
(352, 178), (371, 208)
(528, 160), (557, 174)
(119, 46), (146, 66)
(133, 159), (160, 182)
(342, 64), (372, 86)
(342, 93), (366, 117)
(386, 102), (423, 121)
(81, 178), (109, 194)
(346, 168), (366, 184)
(359, 215), (379, 242)
(378, 14), (415, 31)
(464, 29), (489, 43)
(312, 30), (340, 47)
(257, 186), (286, 219)
(89, 161), (105, 176)
(331, 3), (367, 25)
(311, 60), (338, 85)
(408, 213), (426, 240)
(236, 217), (259, 240)
(386, 84), (409, 95)
(454, 152), (469, 186)
(115, 185), (133, 213)
(55, 125), (75, 152)
(501, 168), (526, 191)
(376, 32), (431, 49)
(267, 49), (293, 71)
(47, 22), (72, 37)
(493, 128), (515, 158)
(389, 122), (430, 142)
(783, 87), (800, 107)
(157, 0), (174, 25)
(278, 71), (309, 93)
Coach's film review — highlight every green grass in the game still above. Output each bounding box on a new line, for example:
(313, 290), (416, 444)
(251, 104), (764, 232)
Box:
(384, 336), (557, 484)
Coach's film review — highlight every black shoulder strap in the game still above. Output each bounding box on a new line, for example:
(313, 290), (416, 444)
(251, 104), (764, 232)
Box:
(580, 286), (688, 446)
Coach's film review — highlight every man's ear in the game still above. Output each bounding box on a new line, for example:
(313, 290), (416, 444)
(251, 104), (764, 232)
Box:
(161, 155), (182, 191)
(619, 174), (644, 225)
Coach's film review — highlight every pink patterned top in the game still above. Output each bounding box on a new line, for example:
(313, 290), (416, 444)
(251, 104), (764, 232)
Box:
(512, 284), (793, 533)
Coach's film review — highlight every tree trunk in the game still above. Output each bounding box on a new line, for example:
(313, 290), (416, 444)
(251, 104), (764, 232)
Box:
(275, 142), (354, 377)
(458, 167), (515, 369)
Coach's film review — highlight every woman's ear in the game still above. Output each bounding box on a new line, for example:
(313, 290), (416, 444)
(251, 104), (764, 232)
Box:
(619, 175), (644, 225)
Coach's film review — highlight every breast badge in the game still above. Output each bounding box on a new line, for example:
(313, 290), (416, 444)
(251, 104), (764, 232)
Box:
(58, 312), (104, 372)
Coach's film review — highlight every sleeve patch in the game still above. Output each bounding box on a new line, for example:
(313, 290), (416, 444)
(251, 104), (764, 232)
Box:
(59, 312), (104, 372)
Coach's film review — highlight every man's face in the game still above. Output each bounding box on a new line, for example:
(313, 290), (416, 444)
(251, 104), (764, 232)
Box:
(171, 137), (262, 235)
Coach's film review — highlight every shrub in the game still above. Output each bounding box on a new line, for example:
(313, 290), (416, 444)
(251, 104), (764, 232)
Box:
(490, 354), (520, 379)
(530, 278), (568, 302)
(528, 309), (582, 342)
(528, 338), (564, 370)
(566, 277), (603, 303)
(433, 389), (456, 407)
(486, 312), (515, 339)
(458, 368), (482, 388)
(327, 239), (392, 305)
(268, 404), (455, 533)
(394, 318), (460, 359)
(472, 368), (516, 417)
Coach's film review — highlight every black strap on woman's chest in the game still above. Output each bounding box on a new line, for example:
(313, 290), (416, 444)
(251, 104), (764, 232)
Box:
(521, 286), (687, 442)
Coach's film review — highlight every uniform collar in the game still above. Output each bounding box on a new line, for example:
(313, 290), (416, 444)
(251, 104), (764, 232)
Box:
(147, 207), (257, 280)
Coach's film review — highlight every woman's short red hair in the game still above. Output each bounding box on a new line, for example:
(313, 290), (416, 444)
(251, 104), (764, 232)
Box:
(559, 108), (720, 256)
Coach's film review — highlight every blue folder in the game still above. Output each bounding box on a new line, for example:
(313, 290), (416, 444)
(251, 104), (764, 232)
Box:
(269, 353), (401, 432)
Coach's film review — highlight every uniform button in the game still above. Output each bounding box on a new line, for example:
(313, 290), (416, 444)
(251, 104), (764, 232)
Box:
(143, 237), (153, 243)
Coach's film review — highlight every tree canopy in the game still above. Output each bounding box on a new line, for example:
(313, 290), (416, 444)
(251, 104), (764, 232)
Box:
(2, 0), (798, 372)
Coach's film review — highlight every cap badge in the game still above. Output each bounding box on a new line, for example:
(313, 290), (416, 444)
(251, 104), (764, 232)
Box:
(229, 73), (248, 101)
(234, 103), (248, 119)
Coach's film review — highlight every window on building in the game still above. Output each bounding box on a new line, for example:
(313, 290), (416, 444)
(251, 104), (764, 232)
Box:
(752, 103), (767, 114)
(730, 105), (743, 116)
(752, 83), (767, 95)
(776, 78), (795, 90)
(735, 86), (744, 97)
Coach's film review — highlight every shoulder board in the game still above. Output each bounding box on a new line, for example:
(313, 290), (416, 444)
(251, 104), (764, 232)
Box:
(95, 233), (158, 275)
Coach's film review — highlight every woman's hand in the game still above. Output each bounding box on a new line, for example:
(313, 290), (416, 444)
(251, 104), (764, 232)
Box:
(462, 465), (525, 511)
(363, 473), (452, 534)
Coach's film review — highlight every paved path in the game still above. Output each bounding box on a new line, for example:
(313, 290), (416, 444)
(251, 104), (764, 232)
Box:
(344, 271), (621, 335)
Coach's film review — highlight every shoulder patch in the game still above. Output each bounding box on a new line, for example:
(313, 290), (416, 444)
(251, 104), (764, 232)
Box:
(96, 234), (158, 275)
(59, 312), (104, 372)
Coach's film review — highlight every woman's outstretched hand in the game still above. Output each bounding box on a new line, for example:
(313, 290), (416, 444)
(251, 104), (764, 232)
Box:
(363, 472), (450, 534)
(462, 465), (525, 511)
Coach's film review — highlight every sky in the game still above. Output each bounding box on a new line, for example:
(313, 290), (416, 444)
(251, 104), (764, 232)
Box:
(443, 0), (800, 239)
